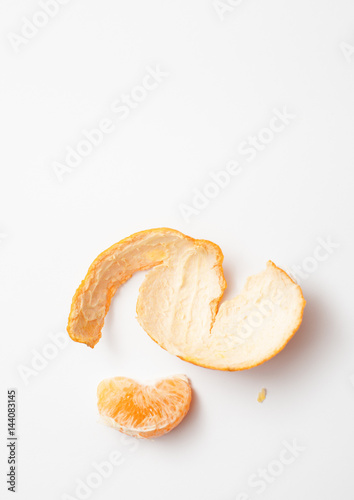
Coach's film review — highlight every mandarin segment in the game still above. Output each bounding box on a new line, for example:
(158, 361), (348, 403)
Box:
(97, 375), (192, 439)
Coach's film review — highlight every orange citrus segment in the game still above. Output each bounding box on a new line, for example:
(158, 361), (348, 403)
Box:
(97, 375), (192, 438)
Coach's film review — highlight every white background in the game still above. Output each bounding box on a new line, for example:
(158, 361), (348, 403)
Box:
(1, 1), (354, 499)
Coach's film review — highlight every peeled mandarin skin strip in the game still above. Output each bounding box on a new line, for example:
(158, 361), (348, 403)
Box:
(67, 228), (305, 370)
(137, 259), (305, 370)
(67, 228), (224, 348)
(97, 375), (192, 439)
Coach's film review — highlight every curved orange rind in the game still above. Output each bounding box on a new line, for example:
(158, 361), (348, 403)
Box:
(67, 228), (305, 370)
